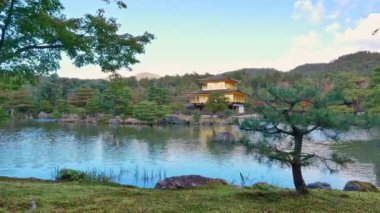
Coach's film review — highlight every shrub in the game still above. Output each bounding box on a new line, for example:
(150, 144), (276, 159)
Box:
(55, 168), (111, 183)
(56, 169), (88, 182)
(49, 111), (61, 119)
(192, 110), (201, 124)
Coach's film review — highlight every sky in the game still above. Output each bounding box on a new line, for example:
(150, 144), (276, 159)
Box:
(58, 0), (380, 79)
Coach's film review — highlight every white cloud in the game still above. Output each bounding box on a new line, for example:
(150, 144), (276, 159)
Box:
(325, 23), (341, 34)
(293, 31), (322, 48)
(293, 0), (325, 24)
(268, 13), (380, 71)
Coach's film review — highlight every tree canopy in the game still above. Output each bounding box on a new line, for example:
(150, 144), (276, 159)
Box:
(240, 83), (374, 194)
(0, 0), (153, 75)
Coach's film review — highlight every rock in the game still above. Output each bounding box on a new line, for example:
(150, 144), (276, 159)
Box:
(343, 180), (379, 192)
(213, 132), (235, 144)
(37, 112), (49, 119)
(307, 182), (332, 190)
(124, 118), (144, 125)
(85, 116), (98, 124)
(160, 115), (190, 125)
(155, 175), (227, 189)
(59, 113), (81, 123)
(109, 118), (122, 125)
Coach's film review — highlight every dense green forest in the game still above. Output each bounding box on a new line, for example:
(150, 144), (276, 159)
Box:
(0, 51), (380, 122)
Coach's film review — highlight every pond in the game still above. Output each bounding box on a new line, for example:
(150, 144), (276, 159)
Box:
(0, 121), (378, 188)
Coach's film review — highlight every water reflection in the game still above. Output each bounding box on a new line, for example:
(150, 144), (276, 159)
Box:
(0, 121), (378, 188)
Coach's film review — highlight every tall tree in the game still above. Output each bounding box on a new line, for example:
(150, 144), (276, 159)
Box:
(68, 87), (95, 107)
(103, 78), (131, 116)
(0, 0), (153, 75)
(240, 83), (371, 194)
(205, 92), (229, 116)
(147, 85), (170, 105)
(366, 68), (380, 113)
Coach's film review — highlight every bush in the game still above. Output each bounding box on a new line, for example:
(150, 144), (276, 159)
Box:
(56, 169), (111, 183)
(49, 111), (61, 119)
(192, 110), (201, 124)
(56, 169), (88, 182)
(0, 107), (8, 119)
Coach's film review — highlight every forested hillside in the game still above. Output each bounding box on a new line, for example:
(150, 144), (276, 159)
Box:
(1, 51), (380, 121)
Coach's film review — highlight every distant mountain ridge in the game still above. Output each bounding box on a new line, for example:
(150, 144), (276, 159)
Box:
(222, 51), (380, 78)
(290, 51), (380, 76)
(133, 72), (161, 80)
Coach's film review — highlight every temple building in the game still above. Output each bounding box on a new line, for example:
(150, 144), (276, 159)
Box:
(187, 75), (246, 113)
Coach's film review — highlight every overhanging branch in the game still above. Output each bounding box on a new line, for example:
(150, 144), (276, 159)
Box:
(0, 0), (16, 50)
(16, 44), (64, 53)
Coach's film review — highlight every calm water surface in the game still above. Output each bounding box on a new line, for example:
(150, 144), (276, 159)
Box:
(0, 121), (378, 188)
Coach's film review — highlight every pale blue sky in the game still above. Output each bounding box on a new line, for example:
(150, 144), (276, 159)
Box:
(58, 0), (380, 79)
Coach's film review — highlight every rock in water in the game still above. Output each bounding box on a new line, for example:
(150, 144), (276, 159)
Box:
(160, 116), (189, 125)
(213, 132), (235, 144)
(343, 180), (379, 192)
(38, 112), (48, 119)
(155, 175), (227, 189)
(306, 182), (332, 190)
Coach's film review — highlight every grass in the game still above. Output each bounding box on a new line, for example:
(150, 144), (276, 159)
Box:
(0, 177), (379, 212)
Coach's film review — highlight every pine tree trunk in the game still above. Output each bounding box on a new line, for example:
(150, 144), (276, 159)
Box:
(291, 163), (308, 194)
(292, 134), (309, 194)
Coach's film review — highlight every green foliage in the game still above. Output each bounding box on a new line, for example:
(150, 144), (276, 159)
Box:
(103, 78), (132, 116)
(4, 89), (33, 114)
(206, 92), (229, 115)
(133, 101), (169, 124)
(147, 85), (170, 105)
(68, 106), (86, 119)
(0, 107), (8, 119)
(0, 0), (153, 75)
(192, 110), (201, 124)
(331, 73), (369, 114)
(56, 98), (69, 113)
(56, 169), (110, 183)
(68, 87), (95, 108)
(49, 111), (61, 119)
(39, 100), (54, 113)
(366, 68), (380, 114)
(85, 96), (103, 115)
(240, 82), (372, 194)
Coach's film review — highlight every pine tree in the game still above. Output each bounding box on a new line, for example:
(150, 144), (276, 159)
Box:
(240, 83), (373, 194)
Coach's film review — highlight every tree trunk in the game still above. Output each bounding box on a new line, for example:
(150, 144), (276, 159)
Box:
(292, 133), (309, 194)
(291, 163), (308, 194)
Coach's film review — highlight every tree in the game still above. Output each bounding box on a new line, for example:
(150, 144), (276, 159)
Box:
(331, 73), (369, 114)
(103, 78), (131, 116)
(68, 87), (95, 107)
(39, 100), (53, 113)
(133, 101), (170, 124)
(0, 0), (153, 75)
(147, 85), (170, 105)
(205, 92), (229, 116)
(85, 96), (103, 115)
(240, 83), (369, 194)
(4, 88), (33, 115)
(366, 68), (380, 113)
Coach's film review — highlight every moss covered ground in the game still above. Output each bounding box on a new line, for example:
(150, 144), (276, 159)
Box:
(0, 177), (379, 212)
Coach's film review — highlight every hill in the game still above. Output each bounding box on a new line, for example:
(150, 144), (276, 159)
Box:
(134, 72), (161, 80)
(290, 51), (380, 76)
(223, 68), (281, 79)
(222, 51), (380, 78)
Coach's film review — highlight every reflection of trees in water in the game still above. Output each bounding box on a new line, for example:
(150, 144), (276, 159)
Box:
(334, 140), (380, 186)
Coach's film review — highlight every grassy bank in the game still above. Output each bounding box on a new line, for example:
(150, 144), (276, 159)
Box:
(0, 177), (379, 212)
